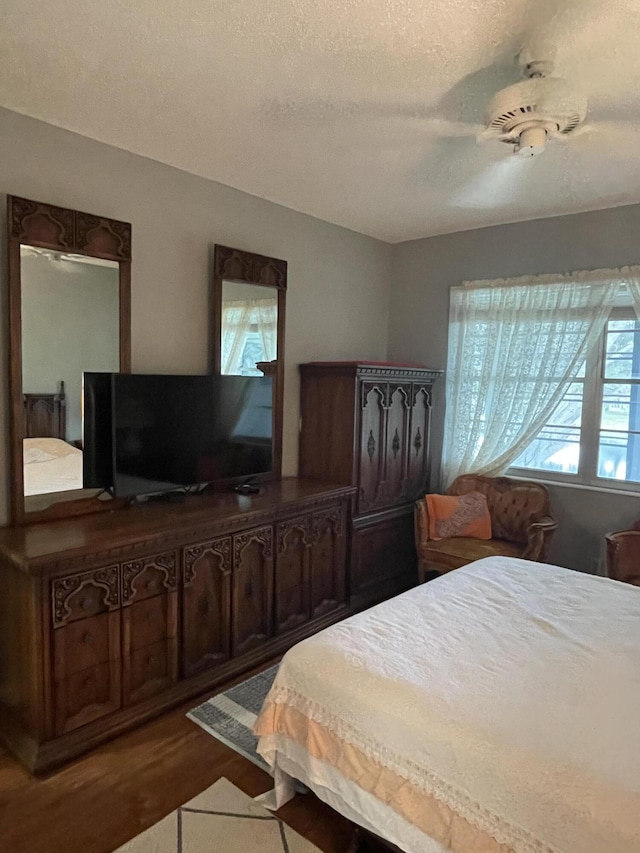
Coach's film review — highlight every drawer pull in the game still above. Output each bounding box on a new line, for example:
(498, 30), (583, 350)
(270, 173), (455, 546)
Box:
(80, 597), (92, 610)
(146, 611), (157, 622)
(147, 655), (157, 666)
(82, 676), (94, 688)
(146, 580), (159, 593)
(82, 632), (92, 644)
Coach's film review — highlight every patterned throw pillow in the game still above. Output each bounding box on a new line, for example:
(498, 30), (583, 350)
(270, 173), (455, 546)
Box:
(425, 492), (492, 541)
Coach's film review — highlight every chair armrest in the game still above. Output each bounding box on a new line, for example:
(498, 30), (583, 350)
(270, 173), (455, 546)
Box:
(414, 499), (431, 551)
(522, 516), (557, 561)
(606, 530), (640, 584)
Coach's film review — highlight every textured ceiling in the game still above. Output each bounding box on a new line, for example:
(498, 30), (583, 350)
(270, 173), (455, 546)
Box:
(2, 0), (640, 242)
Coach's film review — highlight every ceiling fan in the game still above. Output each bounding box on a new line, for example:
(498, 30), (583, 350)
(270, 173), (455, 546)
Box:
(473, 58), (587, 157)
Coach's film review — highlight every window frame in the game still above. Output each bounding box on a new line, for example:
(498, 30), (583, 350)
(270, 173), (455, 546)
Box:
(508, 307), (640, 494)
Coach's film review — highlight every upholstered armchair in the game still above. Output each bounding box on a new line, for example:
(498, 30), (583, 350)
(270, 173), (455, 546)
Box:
(606, 520), (640, 586)
(415, 474), (557, 581)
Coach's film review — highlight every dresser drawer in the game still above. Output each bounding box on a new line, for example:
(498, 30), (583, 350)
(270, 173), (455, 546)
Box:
(54, 660), (121, 735)
(126, 594), (174, 651)
(53, 612), (116, 678)
(123, 639), (178, 705)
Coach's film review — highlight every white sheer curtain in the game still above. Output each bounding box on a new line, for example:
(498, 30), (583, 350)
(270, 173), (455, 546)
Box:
(441, 271), (619, 487)
(221, 298), (277, 374)
(255, 300), (277, 362)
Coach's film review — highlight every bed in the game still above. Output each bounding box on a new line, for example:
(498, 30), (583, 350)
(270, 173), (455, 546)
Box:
(23, 385), (84, 495)
(23, 437), (84, 496)
(255, 556), (640, 853)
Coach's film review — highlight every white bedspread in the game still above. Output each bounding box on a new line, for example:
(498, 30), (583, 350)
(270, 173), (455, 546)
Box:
(256, 557), (640, 853)
(23, 437), (83, 495)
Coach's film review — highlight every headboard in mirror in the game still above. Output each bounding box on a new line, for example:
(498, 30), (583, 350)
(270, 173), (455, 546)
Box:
(212, 245), (286, 478)
(7, 196), (131, 525)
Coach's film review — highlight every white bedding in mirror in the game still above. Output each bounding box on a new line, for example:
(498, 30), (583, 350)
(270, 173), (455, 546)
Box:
(23, 437), (83, 496)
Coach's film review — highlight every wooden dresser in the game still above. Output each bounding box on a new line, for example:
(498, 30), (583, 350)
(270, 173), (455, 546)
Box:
(0, 478), (354, 772)
(299, 362), (442, 609)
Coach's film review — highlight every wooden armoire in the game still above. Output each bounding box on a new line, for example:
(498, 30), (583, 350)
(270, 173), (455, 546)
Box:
(299, 362), (442, 609)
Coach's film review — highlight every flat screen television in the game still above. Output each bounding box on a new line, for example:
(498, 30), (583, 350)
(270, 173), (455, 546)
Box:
(83, 373), (273, 497)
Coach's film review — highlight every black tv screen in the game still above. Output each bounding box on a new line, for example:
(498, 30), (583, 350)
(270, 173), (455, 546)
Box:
(83, 373), (273, 496)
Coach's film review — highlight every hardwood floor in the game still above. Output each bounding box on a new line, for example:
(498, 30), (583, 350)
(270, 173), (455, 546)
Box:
(0, 663), (356, 853)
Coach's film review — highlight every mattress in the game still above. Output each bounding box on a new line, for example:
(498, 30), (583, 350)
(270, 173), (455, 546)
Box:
(255, 556), (640, 853)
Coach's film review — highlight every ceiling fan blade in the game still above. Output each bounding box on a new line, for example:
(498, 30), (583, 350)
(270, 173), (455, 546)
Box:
(451, 155), (535, 209)
(264, 97), (483, 136)
(563, 119), (640, 148)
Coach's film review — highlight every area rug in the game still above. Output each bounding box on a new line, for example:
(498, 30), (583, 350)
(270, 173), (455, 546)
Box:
(113, 777), (320, 852)
(187, 664), (279, 773)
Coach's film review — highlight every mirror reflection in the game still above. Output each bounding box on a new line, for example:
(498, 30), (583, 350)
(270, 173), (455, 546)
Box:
(220, 281), (278, 375)
(20, 246), (120, 499)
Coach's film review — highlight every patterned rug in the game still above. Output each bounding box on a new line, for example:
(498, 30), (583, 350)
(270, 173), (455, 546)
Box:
(187, 664), (279, 773)
(114, 777), (319, 852)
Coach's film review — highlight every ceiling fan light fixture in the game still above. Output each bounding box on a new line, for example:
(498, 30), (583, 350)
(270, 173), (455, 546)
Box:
(516, 125), (547, 157)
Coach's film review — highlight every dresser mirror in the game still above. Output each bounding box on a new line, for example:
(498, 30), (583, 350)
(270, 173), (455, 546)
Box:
(7, 196), (131, 524)
(213, 245), (287, 477)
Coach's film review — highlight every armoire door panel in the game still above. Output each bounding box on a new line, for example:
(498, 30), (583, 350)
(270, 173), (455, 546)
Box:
(383, 383), (411, 508)
(406, 384), (433, 500)
(358, 384), (386, 514)
(232, 526), (273, 657)
(275, 517), (311, 634)
(181, 539), (232, 677)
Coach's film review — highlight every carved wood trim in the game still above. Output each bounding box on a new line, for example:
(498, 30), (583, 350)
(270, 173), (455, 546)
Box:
(390, 383), (412, 409)
(10, 197), (75, 250)
(361, 382), (386, 410)
(121, 550), (178, 604)
(52, 565), (120, 627)
(75, 212), (132, 261)
(233, 526), (273, 564)
(277, 517), (312, 552)
(411, 384), (433, 407)
(213, 245), (287, 290)
(311, 508), (343, 543)
(9, 196), (131, 260)
(183, 538), (232, 587)
(356, 366), (443, 381)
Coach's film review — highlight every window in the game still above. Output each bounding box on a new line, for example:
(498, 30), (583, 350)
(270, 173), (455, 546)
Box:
(511, 312), (640, 489)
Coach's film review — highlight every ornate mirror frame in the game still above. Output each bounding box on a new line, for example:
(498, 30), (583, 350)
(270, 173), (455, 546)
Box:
(212, 244), (287, 479)
(7, 195), (132, 525)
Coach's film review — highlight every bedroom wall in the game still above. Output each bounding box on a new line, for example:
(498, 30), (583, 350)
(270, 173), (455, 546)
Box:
(0, 107), (392, 526)
(388, 205), (640, 573)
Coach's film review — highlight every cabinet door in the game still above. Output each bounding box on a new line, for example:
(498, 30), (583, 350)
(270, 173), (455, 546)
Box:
(310, 505), (347, 618)
(350, 512), (417, 610)
(383, 383), (412, 508)
(121, 552), (178, 706)
(51, 565), (121, 736)
(405, 383), (433, 500)
(275, 516), (312, 634)
(232, 526), (273, 656)
(182, 539), (232, 678)
(358, 383), (386, 513)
